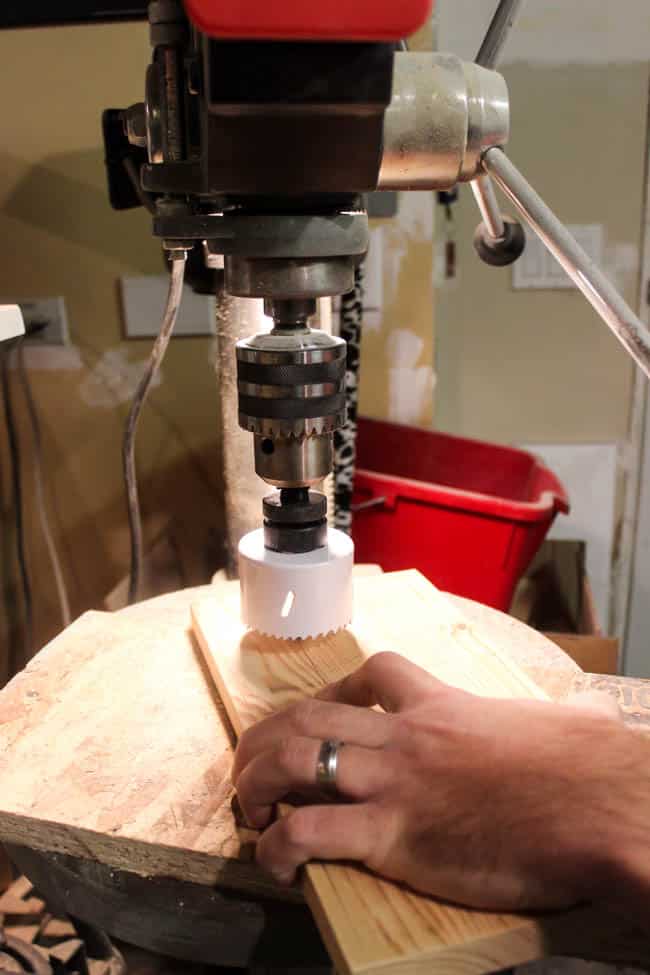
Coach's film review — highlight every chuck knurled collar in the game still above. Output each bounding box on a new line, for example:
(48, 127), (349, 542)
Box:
(236, 329), (347, 440)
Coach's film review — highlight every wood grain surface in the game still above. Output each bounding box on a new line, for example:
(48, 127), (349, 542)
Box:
(191, 570), (649, 975)
(191, 570), (549, 741)
(0, 573), (647, 970)
(0, 600), (283, 899)
(569, 672), (650, 730)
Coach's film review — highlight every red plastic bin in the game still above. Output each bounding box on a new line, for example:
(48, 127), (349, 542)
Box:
(351, 417), (569, 611)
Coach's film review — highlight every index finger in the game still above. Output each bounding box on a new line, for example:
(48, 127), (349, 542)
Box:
(317, 651), (444, 712)
(232, 696), (392, 783)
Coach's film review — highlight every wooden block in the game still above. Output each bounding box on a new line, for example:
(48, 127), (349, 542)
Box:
(42, 917), (78, 940)
(87, 962), (110, 975)
(191, 570), (648, 975)
(0, 893), (45, 918)
(6, 876), (33, 900)
(49, 938), (84, 965)
(0, 950), (24, 973)
(4, 924), (40, 944)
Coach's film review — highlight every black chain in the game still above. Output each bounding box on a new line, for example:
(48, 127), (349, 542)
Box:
(334, 261), (364, 533)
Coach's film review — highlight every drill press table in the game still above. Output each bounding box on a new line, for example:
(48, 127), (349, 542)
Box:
(0, 580), (645, 968)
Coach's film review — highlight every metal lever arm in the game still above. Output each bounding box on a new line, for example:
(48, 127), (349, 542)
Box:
(482, 146), (650, 380)
(476, 0), (526, 70)
(471, 174), (505, 239)
(470, 173), (525, 266)
(472, 0), (527, 257)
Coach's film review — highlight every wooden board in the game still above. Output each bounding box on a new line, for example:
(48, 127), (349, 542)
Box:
(0, 573), (639, 958)
(192, 570), (549, 736)
(191, 570), (648, 975)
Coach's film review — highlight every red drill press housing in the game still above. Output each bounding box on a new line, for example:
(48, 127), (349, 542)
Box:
(184, 0), (433, 41)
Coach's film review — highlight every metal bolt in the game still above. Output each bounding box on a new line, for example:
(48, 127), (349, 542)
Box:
(163, 239), (191, 254)
(148, 0), (185, 25)
(123, 103), (147, 148)
(203, 242), (224, 270)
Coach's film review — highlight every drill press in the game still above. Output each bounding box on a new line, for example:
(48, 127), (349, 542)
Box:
(106, 0), (510, 636)
(105, 0), (650, 638)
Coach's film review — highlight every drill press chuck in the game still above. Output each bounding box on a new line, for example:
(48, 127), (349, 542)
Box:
(236, 308), (346, 493)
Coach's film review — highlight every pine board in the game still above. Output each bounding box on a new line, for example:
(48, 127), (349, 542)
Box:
(191, 569), (645, 975)
(191, 570), (548, 740)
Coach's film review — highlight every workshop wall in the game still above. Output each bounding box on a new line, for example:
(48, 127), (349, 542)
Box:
(361, 197), (435, 427)
(0, 21), (436, 680)
(434, 2), (649, 444)
(0, 23), (225, 679)
(358, 24), (435, 428)
(433, 0), (649, 641)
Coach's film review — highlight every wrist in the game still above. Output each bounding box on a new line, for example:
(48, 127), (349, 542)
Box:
(606, 834), (650, 923)
(540, 717), (650, 911)
(580, 726), (650, 925)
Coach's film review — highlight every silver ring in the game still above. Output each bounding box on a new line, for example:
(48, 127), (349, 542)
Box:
(315, 740), (344, 796)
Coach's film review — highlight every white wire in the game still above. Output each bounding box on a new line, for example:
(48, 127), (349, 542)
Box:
(124, 255), (186, 604)
(17, 342), (72, 630)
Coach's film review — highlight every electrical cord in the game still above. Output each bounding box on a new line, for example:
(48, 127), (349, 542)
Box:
(0, 339), (33, 665)
(124, 254), (186, 604)
(75, 336), (217, 499)
(16, 341), (72, 630)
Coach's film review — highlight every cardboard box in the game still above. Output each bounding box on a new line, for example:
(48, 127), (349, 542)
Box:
(511, 540), (619, 675)
(543, 631), (618, 675)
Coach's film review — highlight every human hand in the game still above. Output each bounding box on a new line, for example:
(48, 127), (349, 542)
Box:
(233, 652), (640, 913)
